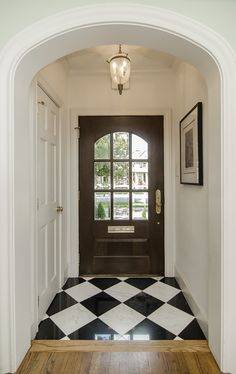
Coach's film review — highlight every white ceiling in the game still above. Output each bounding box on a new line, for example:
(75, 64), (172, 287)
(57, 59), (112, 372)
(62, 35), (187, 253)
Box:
(62, 45), (178, 73)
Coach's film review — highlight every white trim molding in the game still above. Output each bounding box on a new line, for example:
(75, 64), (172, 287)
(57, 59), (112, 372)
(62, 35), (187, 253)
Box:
(0, 4), (236, 373)
(175, 266), (208, 338)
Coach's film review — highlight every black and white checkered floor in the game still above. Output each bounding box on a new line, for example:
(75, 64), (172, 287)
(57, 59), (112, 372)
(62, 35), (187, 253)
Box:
(35, 277), (205, 341)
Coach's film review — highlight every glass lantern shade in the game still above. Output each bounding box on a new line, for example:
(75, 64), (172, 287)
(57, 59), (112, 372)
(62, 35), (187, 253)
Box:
(109, 54), (131, 85)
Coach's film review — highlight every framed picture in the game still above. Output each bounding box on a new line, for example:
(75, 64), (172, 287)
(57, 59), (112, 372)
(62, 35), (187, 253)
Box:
(180, 102), (203, 185)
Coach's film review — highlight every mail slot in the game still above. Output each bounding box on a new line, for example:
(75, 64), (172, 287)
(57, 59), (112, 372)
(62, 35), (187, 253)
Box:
(108, 226), (135, 234)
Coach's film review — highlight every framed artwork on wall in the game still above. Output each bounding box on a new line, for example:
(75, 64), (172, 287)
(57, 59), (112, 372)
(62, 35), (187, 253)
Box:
(180, 102), (203, 185)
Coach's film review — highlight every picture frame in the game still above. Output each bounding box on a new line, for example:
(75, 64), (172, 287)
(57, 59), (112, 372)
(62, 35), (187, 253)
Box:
(180, 102), (203, 185)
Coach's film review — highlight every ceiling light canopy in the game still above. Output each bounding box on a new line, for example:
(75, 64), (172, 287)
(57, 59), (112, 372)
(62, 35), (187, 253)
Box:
(108, 45), (131, 95)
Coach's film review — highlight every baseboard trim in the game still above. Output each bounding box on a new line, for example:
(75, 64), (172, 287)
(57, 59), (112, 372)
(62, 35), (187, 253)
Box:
(175, 266), (208, 339)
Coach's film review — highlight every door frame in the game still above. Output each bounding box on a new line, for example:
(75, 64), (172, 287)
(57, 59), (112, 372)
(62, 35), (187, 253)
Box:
(70, 108), (174, 277)
(30, 75), (64, 338)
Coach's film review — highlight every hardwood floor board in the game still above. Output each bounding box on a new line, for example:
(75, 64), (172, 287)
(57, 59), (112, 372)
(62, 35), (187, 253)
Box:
(177, 352), (202, 374)
(16, 341), (222, 374)
(90, 352), (108, 374)
(196, 352), (221, 373)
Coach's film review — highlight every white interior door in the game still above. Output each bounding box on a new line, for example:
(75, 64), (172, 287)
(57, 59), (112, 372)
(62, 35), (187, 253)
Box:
(37, 85), (60, 322)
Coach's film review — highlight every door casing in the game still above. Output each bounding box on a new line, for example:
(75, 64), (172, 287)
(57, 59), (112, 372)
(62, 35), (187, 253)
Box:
(70, 108), (174, 277)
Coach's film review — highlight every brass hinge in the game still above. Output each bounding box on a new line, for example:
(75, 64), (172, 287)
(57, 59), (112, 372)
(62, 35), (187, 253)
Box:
(74, 126), (80, 139)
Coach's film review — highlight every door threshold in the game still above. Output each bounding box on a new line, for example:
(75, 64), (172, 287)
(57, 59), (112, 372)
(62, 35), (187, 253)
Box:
(31, 340), (208, 352)
(17, 340), (221, 374)
(80, 274), (164, 278)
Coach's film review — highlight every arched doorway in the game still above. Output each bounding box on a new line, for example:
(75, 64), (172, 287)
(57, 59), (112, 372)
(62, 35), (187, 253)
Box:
(0, 4), (235, 373)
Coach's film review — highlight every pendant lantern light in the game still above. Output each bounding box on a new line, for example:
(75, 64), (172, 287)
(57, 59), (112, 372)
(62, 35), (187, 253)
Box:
(108, 45), (131, 95)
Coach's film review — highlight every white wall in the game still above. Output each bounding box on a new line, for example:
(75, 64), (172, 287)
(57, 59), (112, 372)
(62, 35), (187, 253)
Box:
(69, 70), (175, 111)
(37, 60), (70, 284)
(1, 0), (236, 52)
(174, 61), (208, 334)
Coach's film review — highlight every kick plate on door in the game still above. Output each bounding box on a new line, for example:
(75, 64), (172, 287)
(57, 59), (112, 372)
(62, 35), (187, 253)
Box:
(108, 226), (135, 233)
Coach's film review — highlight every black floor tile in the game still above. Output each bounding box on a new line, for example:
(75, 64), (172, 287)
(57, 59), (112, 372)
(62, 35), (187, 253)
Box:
(168, 292), (194, 315)
(88, 277), (121, 290)
(62, 277), (86, 290)
(160, 277), (181, 289)
(179, 319), (206, 340)
(127, 319), (176, 340)
(124, 278), (156, 290)
(36, 277), (204, 342)
(81, 292), (120, 316)
(35, 318), (65, 339)
(68, 319), (118, 340)
(125, 292), (164, 316)
(46, 291), (78, 316)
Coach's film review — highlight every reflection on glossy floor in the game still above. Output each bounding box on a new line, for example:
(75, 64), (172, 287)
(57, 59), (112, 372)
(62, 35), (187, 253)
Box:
(36, 277), (205, 341)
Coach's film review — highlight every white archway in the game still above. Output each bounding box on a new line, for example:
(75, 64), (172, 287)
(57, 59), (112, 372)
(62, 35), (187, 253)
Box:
(0, 4), (236, 373)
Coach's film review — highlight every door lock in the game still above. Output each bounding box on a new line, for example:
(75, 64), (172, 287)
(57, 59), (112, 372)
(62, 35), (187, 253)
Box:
(156, 189), (162, 215)
(56, 206), (63, 213)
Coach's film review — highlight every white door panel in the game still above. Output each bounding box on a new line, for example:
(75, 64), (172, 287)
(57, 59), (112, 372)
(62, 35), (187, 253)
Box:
(37, 85), (60, 322)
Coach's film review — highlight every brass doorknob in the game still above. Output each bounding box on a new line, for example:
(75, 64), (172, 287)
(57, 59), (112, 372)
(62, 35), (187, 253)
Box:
(56, 206), (63, 213)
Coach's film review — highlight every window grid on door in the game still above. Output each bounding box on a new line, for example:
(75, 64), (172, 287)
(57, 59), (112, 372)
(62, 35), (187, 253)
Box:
(94, 132), (149, 221)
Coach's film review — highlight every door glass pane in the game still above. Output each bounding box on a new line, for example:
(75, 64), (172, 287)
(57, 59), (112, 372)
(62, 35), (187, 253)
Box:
(113, 132), (129, 159)
(95, 134), (110, 159)
(94, 162), (111, 190)
(132, 134), (148, 159)
(95, 192), (111, 220)
(132, 192), (148, 220)
(113, 192), (129, 220)
(132, 162), (148, 190)
(113, 162), (129, 189)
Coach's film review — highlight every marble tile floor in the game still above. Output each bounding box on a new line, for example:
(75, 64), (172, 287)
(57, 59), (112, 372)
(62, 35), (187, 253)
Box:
(35, 277), (205, 341)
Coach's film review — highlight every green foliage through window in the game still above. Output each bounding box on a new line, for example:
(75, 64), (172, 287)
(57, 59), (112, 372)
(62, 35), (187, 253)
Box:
(94, 132), (149, 220)
(95, 134), (110, 159)
(97, 202), (106, 219)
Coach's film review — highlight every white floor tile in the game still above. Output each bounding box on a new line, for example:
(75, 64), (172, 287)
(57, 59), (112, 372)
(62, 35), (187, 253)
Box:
(148, 303), (194, 336)
(105, 282), (139, 302)
(50, 303), (96, 335)
(82, 277), (94, 281)
(144, 281), (180, 302)
(61, 336), (70, 340)
(65, 282), (100, 302)
(99, 304), (145, 335)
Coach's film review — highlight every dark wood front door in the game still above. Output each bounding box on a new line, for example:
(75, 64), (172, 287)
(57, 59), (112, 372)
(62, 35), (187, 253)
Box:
(79, 116), (164, 275)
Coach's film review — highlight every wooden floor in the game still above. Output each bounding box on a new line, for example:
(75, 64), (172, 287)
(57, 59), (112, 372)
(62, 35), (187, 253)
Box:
(16, 340), (222, 374)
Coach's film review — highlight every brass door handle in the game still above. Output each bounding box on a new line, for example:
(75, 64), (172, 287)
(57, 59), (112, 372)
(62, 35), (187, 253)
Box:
(156, 189), (162, 215)
(56, 206), (63, 213)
